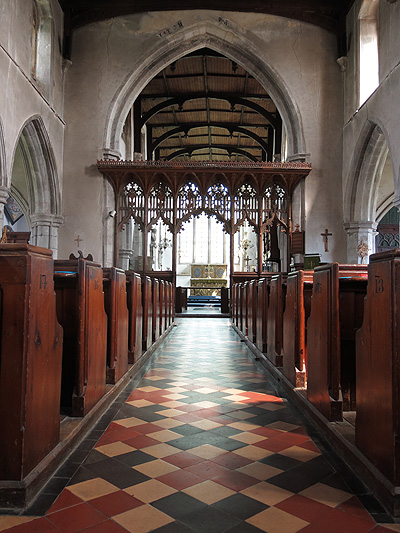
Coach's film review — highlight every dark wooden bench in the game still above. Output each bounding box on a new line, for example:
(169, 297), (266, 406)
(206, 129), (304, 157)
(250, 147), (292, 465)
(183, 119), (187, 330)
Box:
(247, 280), (258, 344)
(266, 274), (287, 367)
(307, 263), (368, 421)
(152, 278), (161, 343)
(126, 271), (143, 364)
(256, 278), (269, 354)
(142, 275), (153, 351)
(282, 270), (313, 387)
(0, 244), (63, 480)
(55, 257), (107, 416)
(103, 267), (129, 384)
(355, 250), (400, 485)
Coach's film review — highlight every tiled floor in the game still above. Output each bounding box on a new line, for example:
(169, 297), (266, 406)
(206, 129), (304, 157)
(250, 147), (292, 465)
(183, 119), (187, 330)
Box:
(1, 318), (400, 532)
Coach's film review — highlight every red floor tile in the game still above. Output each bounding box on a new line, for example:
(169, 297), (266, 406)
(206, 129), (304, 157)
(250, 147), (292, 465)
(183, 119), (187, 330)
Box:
(123, 435), (159, 449)
(276, 494), (333, 523)
(164, 451), (206, 468)
(340, 496), (375, 524)
(47, 502), (108, 532)
(210, 452), (253, 469)
(133, 423), (164, 434)
(156, 469), (203, 490)
(249, 427), (282, 438)
(211, 469), (259, 491)
(253, 437), (294, 452)
(88, 490), (144, 517)
(300, 507), (377, 533)
(173, 413), (203, 423)
(95, 427), (142, 446)
(47, 489), (84, 514)
(298, 440), (321, 453)
(185, 460), (230, 480)
(7, 518), (57, 532)
(78, 519), (128, 532)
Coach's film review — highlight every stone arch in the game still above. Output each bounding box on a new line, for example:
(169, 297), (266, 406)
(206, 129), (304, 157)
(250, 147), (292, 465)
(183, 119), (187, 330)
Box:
(103, 21), (306, 160)
(10, 116), (63, 254)
(344, 120), (394, 262)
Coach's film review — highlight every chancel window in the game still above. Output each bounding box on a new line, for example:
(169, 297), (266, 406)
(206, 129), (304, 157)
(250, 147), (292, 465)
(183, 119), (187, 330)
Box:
(359, 0), (379, 107)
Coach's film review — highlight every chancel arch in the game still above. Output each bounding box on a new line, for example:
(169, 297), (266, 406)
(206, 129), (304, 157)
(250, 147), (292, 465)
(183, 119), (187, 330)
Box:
(8, 117), (63, 256)
(103, 21), (306, 160)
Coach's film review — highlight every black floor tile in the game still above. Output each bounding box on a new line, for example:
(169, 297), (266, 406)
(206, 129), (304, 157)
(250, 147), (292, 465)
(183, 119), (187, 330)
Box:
(68, 465), (97, 485)
(212, 493), (268, 520)
(259, 453), (302, 471)
(152, 521), (197, 533)
(86, 457), (151, 488)
(113, 449), (156, 467)
(179, 506), (242, 533)
(172, 424), (204, 437)
(151, 492), (207, 519)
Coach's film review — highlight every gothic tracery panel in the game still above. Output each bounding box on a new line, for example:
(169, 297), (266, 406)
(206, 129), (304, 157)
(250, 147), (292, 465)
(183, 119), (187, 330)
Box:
(234, 182), (258, 229)
(204, 183), (231, 224)
(177, 181), (203, 225)
(118, 182), (145, 230)
(262, 183), (288, 231)
(148, 182), (174, 229)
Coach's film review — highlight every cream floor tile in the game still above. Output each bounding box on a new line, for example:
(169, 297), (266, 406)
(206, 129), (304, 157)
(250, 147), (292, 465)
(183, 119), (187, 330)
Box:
(0, 516), (36, 531)
(190, 420), (222, 430)
(150, 430), (184, 442)
(267, 421), (300, 432)
(133, 459), (179, 478)
(144, 376), (165, 381)
(191, 401), (220, 408)
(144, 443), (179, 458)
(299, 482), (352, 507)
(223, 395), (250, 401)
(223, 388), (246, 394)
(228, 411), (256, 420)
(166, 381), (188, 386)
(67, 478), (119, 501)
(194, 387), (218, 394)
(380, 525), (400, 532)
(163, 393), (187, 400)
(113, 417), (148, 428)
(127, 399), (155, 408)
(233, 445), (273, 461)
(155, 408), (187, 417)
(228, 422), (261, 432)
(137, 386), (161, 392)
(113, 504), (174, 533)
(161, 401), (187, 408)
(164, 387), (187, 393)
(279, 446), (320, 462)
(241, 482), (293, 506)
(152, 419), (184, 429)
(96, 441), (135, 457)
(124, 479), (177, 503)
(259, 403), (285, 411)
(230, 432), (266, 445)
(237, 462), (283, 480)
(189, 444), (228, 459)
(183, 480), (235, 504)
(247, 506), (309, 533)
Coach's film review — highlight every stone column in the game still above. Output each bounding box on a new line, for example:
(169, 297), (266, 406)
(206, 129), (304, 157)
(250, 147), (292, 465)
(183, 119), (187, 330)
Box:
(30, 213), (64, 258)
(344, 221), (378, 264)
(119, 218), (134, 270)
(0, 186), (10, 229)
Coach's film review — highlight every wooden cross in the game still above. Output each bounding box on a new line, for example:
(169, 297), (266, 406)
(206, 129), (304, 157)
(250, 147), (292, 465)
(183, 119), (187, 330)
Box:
(75, 235), (83, 247)
(321, 228), (332, 252)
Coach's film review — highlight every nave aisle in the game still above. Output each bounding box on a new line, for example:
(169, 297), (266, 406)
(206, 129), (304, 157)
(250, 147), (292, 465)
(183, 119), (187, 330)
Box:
(0, 319), (398, 533)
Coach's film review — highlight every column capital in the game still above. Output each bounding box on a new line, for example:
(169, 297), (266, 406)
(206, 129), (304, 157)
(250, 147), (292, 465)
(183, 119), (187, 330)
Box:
(30, 213), (64, 228)
(343, 220), (378, 234)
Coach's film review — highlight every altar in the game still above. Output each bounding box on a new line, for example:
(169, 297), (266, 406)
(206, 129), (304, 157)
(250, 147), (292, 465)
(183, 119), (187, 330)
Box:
(190, 264), (227, 296)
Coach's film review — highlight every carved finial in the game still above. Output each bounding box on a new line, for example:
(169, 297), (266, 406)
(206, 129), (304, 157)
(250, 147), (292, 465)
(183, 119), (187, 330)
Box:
(0, 226), (7, 243)
(357, 241), (370, 264)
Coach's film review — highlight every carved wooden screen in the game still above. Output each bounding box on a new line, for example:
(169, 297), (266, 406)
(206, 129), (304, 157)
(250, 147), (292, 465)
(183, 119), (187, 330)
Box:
(261, 183), (288, 231)
(148, 182), (174, 230)
(234, 183), (258, 231)
(176, 181), (203, 228)
(118, 182), (145, 231)
(204, 183), (231, 227)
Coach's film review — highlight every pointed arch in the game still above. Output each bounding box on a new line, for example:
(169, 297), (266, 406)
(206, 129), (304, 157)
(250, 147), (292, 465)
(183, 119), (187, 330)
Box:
(12, 116), (61, 217)
(345, 121), (392, 224)
(103, 22), (306, 160)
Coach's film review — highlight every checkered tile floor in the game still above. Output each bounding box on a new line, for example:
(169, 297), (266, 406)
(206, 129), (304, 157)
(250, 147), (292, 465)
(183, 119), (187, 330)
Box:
(1, 318), (400, 532)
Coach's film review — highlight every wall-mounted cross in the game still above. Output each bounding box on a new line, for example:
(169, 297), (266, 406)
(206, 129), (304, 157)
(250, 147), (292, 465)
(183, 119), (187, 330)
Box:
(75, 235), (83, 247)
(321, 228), (332, 252)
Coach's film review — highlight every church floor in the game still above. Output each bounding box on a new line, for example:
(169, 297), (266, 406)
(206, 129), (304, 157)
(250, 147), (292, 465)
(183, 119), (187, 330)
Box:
(1, 319), (400, 533)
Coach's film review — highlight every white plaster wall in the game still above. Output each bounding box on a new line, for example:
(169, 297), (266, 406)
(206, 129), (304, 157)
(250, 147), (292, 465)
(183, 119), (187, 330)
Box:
(0, 0), (65, 197)
(61, 10), (345, 264)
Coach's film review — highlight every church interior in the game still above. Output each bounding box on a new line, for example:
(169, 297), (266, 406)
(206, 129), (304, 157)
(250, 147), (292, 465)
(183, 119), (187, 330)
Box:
(1, 0), (400, 531)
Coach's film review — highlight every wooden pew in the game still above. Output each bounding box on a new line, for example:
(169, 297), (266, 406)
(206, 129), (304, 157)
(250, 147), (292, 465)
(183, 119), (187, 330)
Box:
(175, 286), (187, 313)
(307, 263), (368, 421)
(126, 271), (143, 364)
(240, 282), (249, 336)
(159, 280), (165, 337)
(355, 250), (400, 485)
(282, 270), (313, 387)
(266, 274), (286, 367)
(54, 257), (107, 416)
(142, 275), (153, 352)
(221, 286), (229, 314)
(103, 267), (129, 384)
(231, 284), (237, 326)
(256, 278), (269, 354)
(0, 244), (63, 480)
(152, 278), (161, 343)
(247, 280), (258, 343)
